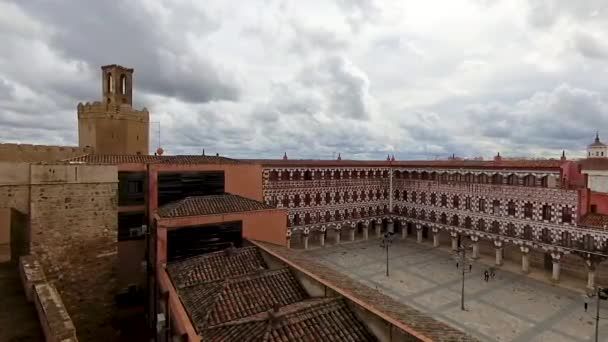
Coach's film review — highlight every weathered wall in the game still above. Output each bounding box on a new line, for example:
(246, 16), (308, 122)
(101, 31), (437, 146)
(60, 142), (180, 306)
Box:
(29, 164), (118, 342)
(77, 102), (149, 155)
(0, 143), (92, 162)
(117, 240), (146, 290)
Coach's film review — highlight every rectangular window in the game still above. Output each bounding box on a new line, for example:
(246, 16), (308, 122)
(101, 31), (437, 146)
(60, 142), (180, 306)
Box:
(492, 200), (500, 215)
(118, 172), (146, 206)
(479, 199), (486, 213)
(591, 204), (598, 213)
(158, 171), (225, 206)
(542, 205), (552, 220)
(562, 207), (572, 223)
(524, 203), (533, 218)
(465, 197), (471, 210)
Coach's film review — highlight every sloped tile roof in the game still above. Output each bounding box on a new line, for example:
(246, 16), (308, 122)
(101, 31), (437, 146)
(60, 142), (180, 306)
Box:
(255, 241), (479, 341)
(167, 246), (267, 287)
(179, 268), (308, 331)
(580, 213), (608, 229)
(246, 158), (564, 170)
(63, 154), (243, 165)
(157, 194), (275, 218)
(202, 298), (376, 342)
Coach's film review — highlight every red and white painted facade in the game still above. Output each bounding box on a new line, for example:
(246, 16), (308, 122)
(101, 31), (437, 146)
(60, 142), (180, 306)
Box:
(258, 155), (608, 288)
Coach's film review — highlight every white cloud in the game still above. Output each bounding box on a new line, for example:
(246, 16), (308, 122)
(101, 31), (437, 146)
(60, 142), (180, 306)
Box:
(0, 0), (607, 160)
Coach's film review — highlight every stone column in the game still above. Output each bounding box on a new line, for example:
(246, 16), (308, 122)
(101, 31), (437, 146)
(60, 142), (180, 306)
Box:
(401, 222), (408, 239)
(335, 228), (341, 245)
(375, 221), (382, 238)
(303, 234), (309, 250)
(416, 225), (423, 243)
(349, 227), (356, 242)
(319, 228), (326, 247)
(551, 252), (561, 282)
(471, 236), (479, 259)
(451, 232), (458, 251)
(286, 231), (292, 249)
(432, 228), (440, 248)
(494, 241), (503, 266)
(587, 259), (596, 290)
(520, 246), (530, 274)
(363, 224), (369, 240)
(387, 219), (394, 234)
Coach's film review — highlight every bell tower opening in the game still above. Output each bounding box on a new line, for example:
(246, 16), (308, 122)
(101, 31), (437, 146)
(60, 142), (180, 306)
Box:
(102, 64), (133, 106)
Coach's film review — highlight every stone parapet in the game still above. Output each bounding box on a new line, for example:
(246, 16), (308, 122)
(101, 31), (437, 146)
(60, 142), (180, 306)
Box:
(20, 255), (47, 302)
(34, 283), (78, 342)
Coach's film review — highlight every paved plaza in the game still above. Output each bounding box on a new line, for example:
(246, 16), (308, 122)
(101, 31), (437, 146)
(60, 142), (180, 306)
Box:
(305, 238), (608, 342)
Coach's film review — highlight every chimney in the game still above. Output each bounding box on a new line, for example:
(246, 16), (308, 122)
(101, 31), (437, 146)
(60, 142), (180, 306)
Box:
(494, 152), (502, 162)
(268, 304), (282, 328)
(337, 153), (342, 161)
(282, 152), (288, 160)
(560, 150), (566, 161)
(386, 154), (390, 161)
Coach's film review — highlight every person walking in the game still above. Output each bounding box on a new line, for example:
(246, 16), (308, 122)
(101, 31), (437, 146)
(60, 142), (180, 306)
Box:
(584, 293), (590, 312)
(484, 270), (489, 282)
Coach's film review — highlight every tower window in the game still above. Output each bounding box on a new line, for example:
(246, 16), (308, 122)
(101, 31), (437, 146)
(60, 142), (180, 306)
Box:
(120, 74), (127, 95)
(107, 73), (114, 93)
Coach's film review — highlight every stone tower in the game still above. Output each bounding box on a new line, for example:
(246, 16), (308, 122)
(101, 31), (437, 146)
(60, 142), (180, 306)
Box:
(78, 65), (149, 155)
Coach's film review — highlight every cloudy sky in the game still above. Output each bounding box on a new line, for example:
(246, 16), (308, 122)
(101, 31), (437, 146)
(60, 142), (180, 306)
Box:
(1, 0), (607, 160)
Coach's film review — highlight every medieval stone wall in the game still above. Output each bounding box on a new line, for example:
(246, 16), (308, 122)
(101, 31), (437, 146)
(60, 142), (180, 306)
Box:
(0, 143), (93, 162)
(28, 164), (118, 341)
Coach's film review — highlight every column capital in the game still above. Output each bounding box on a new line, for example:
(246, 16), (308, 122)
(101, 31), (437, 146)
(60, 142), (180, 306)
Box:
(470, 235), (479, 242)
(494, 240), (503, 248)
(303, 228), (310, 236)
(416, 224), (423, 231)
(520, 246), (530, 254)
(320, 225), (327, 232)
(450, 231), (458, 238)
(550, 251), (562, 262)
(432, 227), (439, 233)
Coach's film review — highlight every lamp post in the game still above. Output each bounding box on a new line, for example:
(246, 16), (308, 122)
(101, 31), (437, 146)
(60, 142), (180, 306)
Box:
(454, 241), (473, 311)
(380, 231), (394, 277)
(587, 286), (608, 342)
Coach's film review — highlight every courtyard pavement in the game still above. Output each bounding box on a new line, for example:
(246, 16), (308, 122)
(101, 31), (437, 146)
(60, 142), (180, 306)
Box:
(305, 238), (608, 342)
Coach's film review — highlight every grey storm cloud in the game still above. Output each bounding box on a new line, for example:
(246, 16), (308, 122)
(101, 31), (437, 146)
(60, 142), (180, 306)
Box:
(1, 0), (607, 159)
(467, 84), (608, 151)
(14, 0), (239, 104)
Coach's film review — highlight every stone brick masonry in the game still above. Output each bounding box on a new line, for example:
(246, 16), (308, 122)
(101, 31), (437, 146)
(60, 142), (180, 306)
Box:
(25, 165), (118, 342)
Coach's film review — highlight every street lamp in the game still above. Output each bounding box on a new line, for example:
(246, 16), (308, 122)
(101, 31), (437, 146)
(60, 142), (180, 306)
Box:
(586, 286), (608, 342)
(380, 231), (394, 277)
(454, 242), (473, 311)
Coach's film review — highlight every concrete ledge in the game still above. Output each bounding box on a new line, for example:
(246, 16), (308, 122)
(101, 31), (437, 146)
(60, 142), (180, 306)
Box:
(34, 283), (78, 342)
(20, 255), (46, 302)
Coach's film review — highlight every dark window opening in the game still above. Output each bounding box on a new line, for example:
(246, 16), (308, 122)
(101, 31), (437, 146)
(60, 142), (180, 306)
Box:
(507, 201), (516, 216)
(524, 203), (533, 218)
(562, 207), (572, 223)
(542, 205), (552, 220)
(118, 172), (146, 206)
(479, 198), (486, 213)
(492, 200), (500, 215)
(118, 212), (145, 241)
(158, 171), (225, 206)
(167, 221), (242, 261)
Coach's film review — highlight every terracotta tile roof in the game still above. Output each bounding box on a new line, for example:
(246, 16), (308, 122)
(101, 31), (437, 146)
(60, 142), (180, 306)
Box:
(63, 154), (243, 165)
(580, 213), (608, 229)
(167, 246), (267, 287)
(246, 158), (564, 170)
(157, 194), (274, 218)
(179, 268), (308, 331)
(202, 298), (377, 342)
(254, 241), (479, 342)
(579, 158), (608, 171)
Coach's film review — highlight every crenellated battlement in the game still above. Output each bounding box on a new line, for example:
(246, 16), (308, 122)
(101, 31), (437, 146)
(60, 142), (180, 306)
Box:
(77, 101), (149, 121)
(0, 143), (93, 162)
